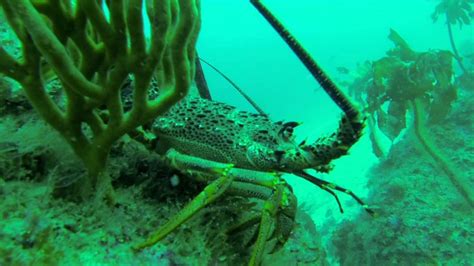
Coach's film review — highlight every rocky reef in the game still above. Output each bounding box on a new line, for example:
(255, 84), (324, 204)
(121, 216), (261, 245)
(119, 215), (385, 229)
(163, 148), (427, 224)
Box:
(0, 71), (326, 266)
(329, 88), (474, 265)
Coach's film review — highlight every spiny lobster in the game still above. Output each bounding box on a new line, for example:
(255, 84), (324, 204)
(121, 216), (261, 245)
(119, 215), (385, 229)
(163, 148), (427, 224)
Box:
(133, 1), (374, 265)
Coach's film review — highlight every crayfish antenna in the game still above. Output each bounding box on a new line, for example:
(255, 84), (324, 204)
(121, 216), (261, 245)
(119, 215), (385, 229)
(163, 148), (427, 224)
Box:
(301, 114), (365, 168)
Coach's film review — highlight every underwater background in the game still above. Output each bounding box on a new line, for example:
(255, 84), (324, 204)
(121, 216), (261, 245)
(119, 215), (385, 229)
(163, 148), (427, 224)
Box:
(1, 0), (473, 265)
(199, 1), (474, 264)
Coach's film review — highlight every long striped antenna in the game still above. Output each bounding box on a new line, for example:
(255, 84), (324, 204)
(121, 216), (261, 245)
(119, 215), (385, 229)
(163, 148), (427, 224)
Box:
(199, 57), (267, 116)
(250, 0), (360, 121)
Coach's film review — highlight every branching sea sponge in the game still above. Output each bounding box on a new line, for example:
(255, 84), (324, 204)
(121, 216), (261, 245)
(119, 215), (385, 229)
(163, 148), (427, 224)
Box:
(0, 0), (201, 199)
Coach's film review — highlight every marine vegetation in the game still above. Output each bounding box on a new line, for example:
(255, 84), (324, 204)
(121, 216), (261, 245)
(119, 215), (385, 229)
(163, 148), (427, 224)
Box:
(431, 0), (473, 75)
(0, 0), (373, 265)
(348, 29), (473, 207)
(330, 87), (474, 265)
(0, 0), (201, 200)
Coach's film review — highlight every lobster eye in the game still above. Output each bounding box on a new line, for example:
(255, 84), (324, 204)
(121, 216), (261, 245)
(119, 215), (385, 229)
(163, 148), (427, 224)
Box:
(278, 121), (301, 139)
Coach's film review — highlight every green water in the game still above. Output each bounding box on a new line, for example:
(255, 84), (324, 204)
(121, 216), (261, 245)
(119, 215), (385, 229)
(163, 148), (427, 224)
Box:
(0, 1), (473, 265)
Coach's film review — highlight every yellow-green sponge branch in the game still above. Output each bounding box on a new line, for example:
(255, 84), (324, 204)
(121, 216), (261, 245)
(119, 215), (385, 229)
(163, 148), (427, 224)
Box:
(7, 0), (104, 99)
(0, 0), (202, 198)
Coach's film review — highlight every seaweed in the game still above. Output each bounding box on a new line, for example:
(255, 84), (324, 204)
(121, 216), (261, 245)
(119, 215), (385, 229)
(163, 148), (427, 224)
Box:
(432, 0), (474, 78)
(349, 29), (473, 207)
(330, 91), (474, 264)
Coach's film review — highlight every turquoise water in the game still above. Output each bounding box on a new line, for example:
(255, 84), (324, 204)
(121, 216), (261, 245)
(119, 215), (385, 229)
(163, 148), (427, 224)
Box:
(0, 1), (473, 265)
(198, 0), (473, 227)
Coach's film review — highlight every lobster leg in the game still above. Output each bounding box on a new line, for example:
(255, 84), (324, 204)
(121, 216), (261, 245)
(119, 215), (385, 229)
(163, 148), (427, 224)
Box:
(226, 181), (297, 254)
(134, 149), (297, 265)
(249, 182), (284, 265)
(133, 160), (235, 250)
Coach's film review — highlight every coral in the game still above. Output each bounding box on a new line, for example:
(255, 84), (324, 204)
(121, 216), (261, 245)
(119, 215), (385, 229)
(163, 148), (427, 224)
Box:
(0, 0), (201, 198)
